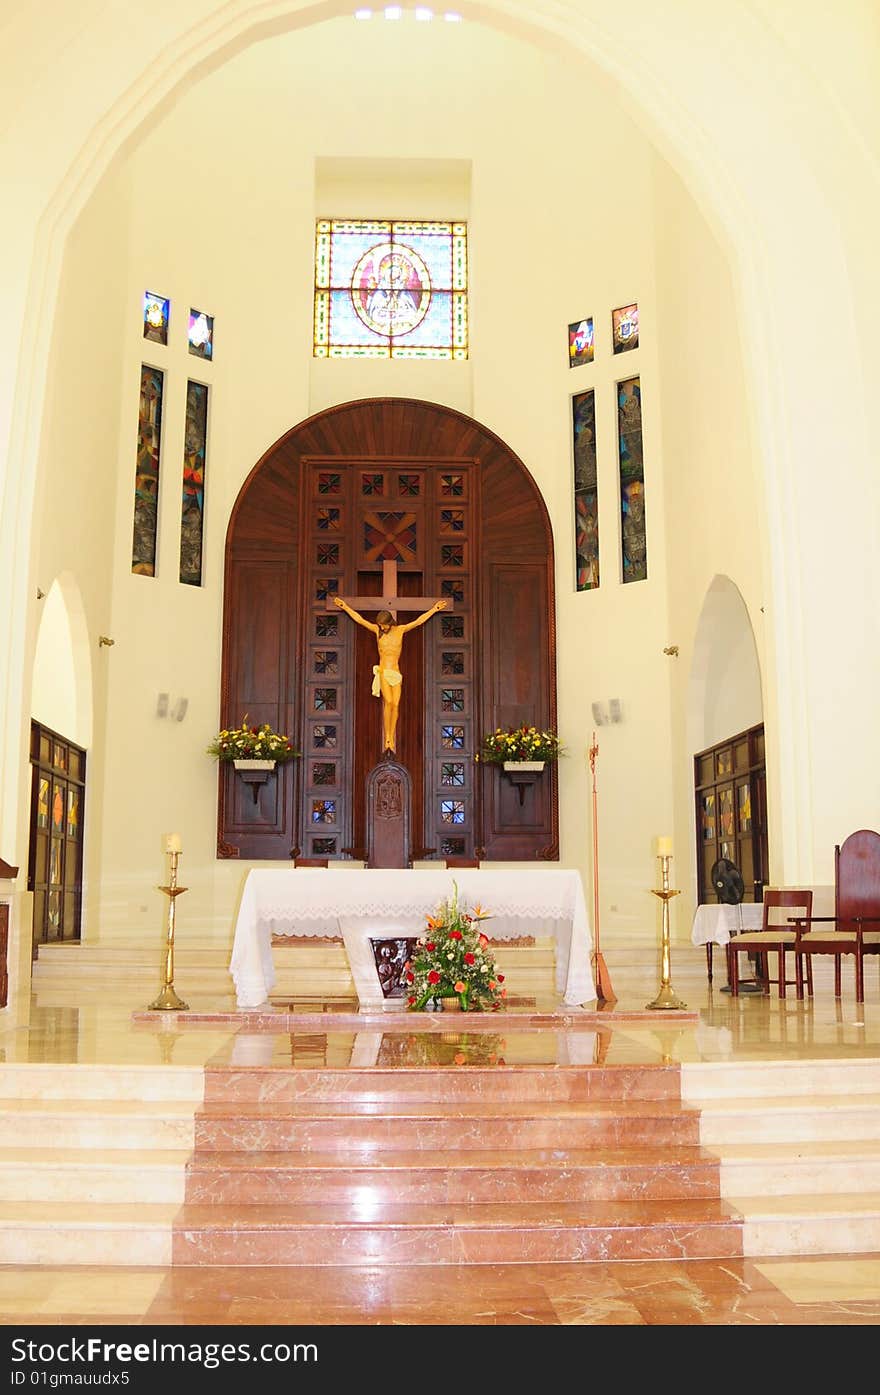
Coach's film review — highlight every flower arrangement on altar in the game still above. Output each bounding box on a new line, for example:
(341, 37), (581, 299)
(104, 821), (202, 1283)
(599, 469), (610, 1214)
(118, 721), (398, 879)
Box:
(406, 884), (507, 1012)
(206, 716), (299, 763)
(476, 724), (564, 765)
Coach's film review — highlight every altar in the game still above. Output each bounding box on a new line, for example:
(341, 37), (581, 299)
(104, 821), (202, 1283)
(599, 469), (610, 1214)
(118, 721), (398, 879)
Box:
(228, 867), (596, 1010)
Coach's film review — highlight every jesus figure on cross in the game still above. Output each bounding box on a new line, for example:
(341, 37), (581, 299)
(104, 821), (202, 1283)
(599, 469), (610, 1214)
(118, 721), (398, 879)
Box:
(333, 592), (448, 755)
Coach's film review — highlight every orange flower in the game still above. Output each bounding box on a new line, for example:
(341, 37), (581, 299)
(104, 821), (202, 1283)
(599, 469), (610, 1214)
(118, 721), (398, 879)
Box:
(454, 1052), (466, 1066)
(488, 980), (496, 990)
(454, 980), (467, 994)
(426, 916), (444, 930)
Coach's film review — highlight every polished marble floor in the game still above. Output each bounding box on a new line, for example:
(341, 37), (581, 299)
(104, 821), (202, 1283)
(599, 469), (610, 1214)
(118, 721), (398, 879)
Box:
(2, 974), (880, 1326)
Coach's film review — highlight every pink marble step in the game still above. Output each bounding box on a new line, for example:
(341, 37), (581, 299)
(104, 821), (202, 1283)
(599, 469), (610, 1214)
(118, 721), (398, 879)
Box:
(203, 1064), (680, 1104)
(193, 1099), (701, 1152)
(171, 1198), (743, 1265)
(184, 1145), (721, 1204)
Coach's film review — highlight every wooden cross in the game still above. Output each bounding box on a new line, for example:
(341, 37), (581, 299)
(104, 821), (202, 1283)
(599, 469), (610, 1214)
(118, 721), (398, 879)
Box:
(326, 559), (452, 620)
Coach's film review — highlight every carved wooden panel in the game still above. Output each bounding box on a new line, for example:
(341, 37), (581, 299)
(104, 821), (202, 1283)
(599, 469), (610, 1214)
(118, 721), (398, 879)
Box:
(219, 399), (557, 861)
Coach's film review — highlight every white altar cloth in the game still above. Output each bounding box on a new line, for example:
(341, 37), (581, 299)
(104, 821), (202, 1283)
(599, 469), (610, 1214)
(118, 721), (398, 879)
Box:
(691, 902), (764, 947)
(229, 867), (596, 1009)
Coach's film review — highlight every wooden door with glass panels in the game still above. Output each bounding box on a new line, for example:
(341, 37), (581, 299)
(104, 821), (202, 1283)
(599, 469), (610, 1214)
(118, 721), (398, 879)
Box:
(28, 722), (86, 953)
(694, 723), (767, 904)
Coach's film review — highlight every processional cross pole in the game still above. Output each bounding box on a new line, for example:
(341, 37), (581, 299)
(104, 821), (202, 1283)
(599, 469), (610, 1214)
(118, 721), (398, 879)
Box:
(588, 734), (617, 1005)
(330, 559), (450, 756)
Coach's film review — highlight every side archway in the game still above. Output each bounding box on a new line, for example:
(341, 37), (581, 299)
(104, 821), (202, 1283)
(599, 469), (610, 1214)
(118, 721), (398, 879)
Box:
(30, 573), (94, 751)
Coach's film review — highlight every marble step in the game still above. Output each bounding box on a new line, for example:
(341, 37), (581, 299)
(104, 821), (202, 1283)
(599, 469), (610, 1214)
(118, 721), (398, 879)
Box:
(0, 1098), (198, 1149)
(683, 1059), (880, 1101)
(192, 1098), (702, 1151)
(716, 1139), (880, 1196)
(733, 1191), (880, 1257)
(184, 1144), (721, 1204)
(0, 1064), (204, 1102)
(170, 1197), (744, 1265)
(0, 1148), (189, 1203)
(698, 1093), (880, 1145)
(0, 1202), (177, 1265)
(203, 1063), (681, 1104)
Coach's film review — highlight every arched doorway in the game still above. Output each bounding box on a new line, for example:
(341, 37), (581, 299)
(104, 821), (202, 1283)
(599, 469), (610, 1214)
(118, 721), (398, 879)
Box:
(218, 397), (558, 863)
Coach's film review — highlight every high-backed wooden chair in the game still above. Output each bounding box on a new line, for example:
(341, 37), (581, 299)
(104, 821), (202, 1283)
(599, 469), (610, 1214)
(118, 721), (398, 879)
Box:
(795, 829), (880, 1002)
(726, 888), (813, 997)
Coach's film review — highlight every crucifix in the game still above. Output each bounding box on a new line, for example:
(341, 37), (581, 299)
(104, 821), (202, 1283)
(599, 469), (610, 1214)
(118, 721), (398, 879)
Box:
(330, 560), (450, 756)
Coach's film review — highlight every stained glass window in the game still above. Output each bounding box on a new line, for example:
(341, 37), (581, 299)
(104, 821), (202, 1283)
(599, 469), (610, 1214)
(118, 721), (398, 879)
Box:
(188, 309), (214, 359)
(143, 292), (169, 345)
(180, 381), (208, 587)
(612, 303), (639, 354)
(617, 377), (647, 583)
(572, 389), (598, 591)
(132, 365), (164, 576)
(569, 317), (594, 368)
(314, 219), (468, 360)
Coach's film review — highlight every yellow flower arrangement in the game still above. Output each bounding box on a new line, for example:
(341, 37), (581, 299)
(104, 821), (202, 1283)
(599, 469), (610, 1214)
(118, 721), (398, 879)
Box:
(206, 716), (299, 763)
(476, 724), (563, 765)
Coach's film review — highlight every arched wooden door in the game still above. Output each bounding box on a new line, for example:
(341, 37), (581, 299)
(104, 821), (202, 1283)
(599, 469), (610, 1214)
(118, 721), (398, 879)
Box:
(218, 398), (558, 862)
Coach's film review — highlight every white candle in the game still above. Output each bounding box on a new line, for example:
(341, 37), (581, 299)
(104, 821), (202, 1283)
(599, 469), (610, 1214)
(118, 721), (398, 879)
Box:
(165, 833), (183, 854)
(655, 835), (673, 856)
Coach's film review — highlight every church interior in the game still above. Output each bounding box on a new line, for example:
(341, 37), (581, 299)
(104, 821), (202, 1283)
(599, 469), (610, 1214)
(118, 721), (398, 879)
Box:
(2, 1), (880, 1328)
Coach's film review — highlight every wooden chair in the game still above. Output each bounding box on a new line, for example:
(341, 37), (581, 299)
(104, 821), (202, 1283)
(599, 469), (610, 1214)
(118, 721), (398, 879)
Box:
(795, 829), (880, 1003)
(726, 888), (813, 997)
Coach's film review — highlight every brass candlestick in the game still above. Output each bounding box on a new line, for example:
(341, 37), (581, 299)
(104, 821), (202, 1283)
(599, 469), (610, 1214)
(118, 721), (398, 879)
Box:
(647, 853), (687, 1010)
(148, 850), (189, 1011)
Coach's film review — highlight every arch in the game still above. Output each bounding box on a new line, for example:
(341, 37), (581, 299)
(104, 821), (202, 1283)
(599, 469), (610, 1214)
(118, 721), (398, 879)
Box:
(30, 574), (93, 751)
(219, 396), (558, 862)
(687, 575), (762, 759)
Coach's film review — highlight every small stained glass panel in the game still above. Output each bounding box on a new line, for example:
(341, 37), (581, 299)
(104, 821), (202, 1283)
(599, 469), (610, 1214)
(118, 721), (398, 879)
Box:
(440, 473), (465, 497)
(317, 543), (339, 566)
(316, 615), (338, 638)
(737, 782), (753, 834)
(188, 309), (214, 360)
(314, 689), (338, 711)
(441, 837), (465, 857)
(612, 303), (639, 354)
(361, 473), (385, 496)
(440, 509), (464, 533)
(441, 579), (464, 604)
(51, 784), (64, 834)
(618, 377), (646, 583)
(317, 508), (341, 530)
(318, 473), (341, 495)
(314, 651), (338, 674)
(441, 615), (464, 639)
(66, 790), (79, 841)
(398, 474), (421, 496)
(441, 762), (465, 786)
(143, 292), (169, 345)
(569, 317), (594, 368)
(132, 365), (164, 576)
(311, 800), (337, 824)
(441, 725), (465, 749)
(441, 651), (464, 675)
(441, 689), (465, 712)
(440, 799), (466, 824)
(573, 389), (598, 591)
(180, 380), (208, 587)
(315, 578), (339, 601)
(311, 762), (336, 786)
(313, 725), (337, 748)
(37, 778), (49, 830)
(701, 793), (716, 842)
(313, 837), (337, 855)
(440, 544), (464, 568)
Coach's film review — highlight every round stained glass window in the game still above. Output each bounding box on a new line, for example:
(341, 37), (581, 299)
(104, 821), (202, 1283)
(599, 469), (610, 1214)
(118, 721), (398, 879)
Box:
(351, 242), (432, 338)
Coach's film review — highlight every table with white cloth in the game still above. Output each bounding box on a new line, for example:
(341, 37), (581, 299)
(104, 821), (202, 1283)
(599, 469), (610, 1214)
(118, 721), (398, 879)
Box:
(229, 867), (596, 1010)
(691, 902), (764, 983)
